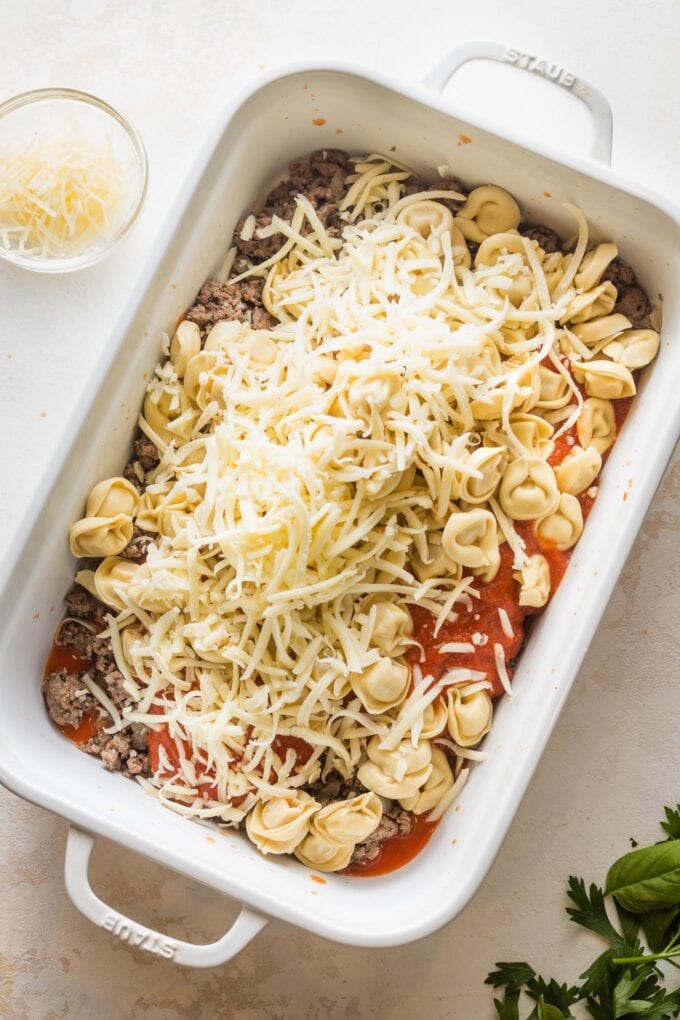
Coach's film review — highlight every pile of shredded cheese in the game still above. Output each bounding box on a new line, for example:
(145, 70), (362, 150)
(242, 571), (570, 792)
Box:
(0, 127), (132, 258)
(72, 152), (636, 845)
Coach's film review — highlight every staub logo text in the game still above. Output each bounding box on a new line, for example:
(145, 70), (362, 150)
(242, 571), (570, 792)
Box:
(103, 912), (178, 959)
(504, 48), (576, 88)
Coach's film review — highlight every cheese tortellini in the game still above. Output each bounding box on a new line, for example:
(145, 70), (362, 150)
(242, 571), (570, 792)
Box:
(571, 360), (636, 400)
(574, 242), (618, 291)
(577, 397), (617, 454)
(446, 686), (493, 747)
(400, 747), (454, 815)
(370, 602), (413, 656)
(535, 493), (584, 551)
(350, 656), (410, 715)
(453, 446), (505, 503)
(93, 556), (139, 611)
(294, 793), (383, 872)
(603, 329), (660, 370)
(357, 736), (433, 800)
(515, 554), (551, 608)
(555, 445), (602, 495)
(69, 477), (139, 558)
(246, 792), (319, 855)
(442, 508), (500, 579)
(170, 320), (201, 378)
(498, 456), (560, 520)
(456, 186), (521, 243)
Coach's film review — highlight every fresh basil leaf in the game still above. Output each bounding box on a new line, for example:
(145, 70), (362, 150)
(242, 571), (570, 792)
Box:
(641, 906), (680, 953)
(606, 841), (680, 913)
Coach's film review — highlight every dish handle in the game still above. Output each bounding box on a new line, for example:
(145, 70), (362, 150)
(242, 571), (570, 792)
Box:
(64, 825), (268, 967)
(422, 40), (613, 165)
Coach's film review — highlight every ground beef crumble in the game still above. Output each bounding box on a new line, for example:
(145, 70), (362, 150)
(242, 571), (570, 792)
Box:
(350, 805), (415, 867)
(43, 668), (97, 729)
(521, 224), (561, 253)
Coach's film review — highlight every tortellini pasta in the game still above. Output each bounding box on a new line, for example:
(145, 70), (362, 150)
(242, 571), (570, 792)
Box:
(498, 455), (560, 520)
(577, 397), (617, 454)
(571, 313), (631, 347)
(474, 229), (526, 266)
(514, 554), (551, 608)
(370, 602), (413, 655)
(505, 414), (555, 459)
(400, 747), (454, 815)
(563, 281), (617, 324)
(86, 476), (140, 519)
(397, 200), (457, 257)
(170, 320), (201, 378)
(350, 656), (410, 715)
(456, 186), (521, 243)
(574, 242), (618, 291)
(93, 556), (139, 611)
(535, 493), (583, 551)
(555, 444), (602, 495)
(143, 386), (196, 443)
(442, 508), (500, 579)
(69, 476), (139, 558)
(357, 736), (433, 800)
(245, 792), (319, 855)
(411, 531), (460, 582)
(182, 350), (225, 408)
(205, 319), (278, 365)
(571, 360), (636, 400)
(603, 329), (660, 370)
(418, 697), (449, 739)
(535, 366), (573, 410)
(294, 793), (383, 872)
(446, 686), (493, 747)
(453, 446), (505, 503)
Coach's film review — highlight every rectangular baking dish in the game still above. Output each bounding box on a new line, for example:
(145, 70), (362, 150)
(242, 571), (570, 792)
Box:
(1, 42), (679, 968)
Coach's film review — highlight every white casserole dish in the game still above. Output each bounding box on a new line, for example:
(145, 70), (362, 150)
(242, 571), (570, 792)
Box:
(1, 42), (679, 968)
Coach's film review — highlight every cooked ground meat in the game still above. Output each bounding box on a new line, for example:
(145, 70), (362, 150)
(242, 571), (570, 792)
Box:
(43, 668), (97, 729)
(602, 256), (637, 288)
(84, 729), (150, 777)
(101, 668), (130, 708)
(350, 806), (415, 867)
(134, 434), (160, 471)
(90, 634), (115, 676)
(427, 178), (467, 211)
(185, 277), (276, 333)
(615, 284), (650, 325)
(64, 586), (107, 623)
(521, 224), (561, 254)
(304, 770), (365, 805)
(232, 149), (351, 264)
(122, 525), (151, 563)
(56, 619), (96, 659)
(123, 458), (146, 491)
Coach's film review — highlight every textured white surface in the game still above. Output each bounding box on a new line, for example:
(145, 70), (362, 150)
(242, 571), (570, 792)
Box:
(0, 1), (678, 1016)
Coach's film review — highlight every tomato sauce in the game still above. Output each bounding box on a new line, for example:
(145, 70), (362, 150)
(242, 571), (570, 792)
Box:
(343, 814), (440, 877)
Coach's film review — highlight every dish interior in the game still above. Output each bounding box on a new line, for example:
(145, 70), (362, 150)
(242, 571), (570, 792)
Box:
(1, 67), (679, 946)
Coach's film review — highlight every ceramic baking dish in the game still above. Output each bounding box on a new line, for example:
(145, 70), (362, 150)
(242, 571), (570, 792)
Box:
(1, 42), (679, 968)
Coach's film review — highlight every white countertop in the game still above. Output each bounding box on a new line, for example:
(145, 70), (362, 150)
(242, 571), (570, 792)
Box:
(1, 1), (679, 1016)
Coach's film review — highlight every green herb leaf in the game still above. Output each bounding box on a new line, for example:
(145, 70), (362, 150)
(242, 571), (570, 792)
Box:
(486, 963), (537, 992)
(662, 807), (680, 842)
(566, 877), (623, 942)
(526, 976), (581, 1016)
(606, 842), (680, 913)
(493, 989), (520, 1020)
(641, 906), (680, 953)
(536, 1000), (568, 1020)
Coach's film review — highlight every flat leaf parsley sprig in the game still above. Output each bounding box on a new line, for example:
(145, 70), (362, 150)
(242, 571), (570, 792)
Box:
(486, 805), (680, 1019)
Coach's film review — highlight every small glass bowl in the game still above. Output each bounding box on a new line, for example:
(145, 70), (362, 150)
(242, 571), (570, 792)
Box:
(0, 87), (148, 273)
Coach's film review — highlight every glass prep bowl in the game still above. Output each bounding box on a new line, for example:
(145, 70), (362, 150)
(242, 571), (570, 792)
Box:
(0, 87), (148, 273)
